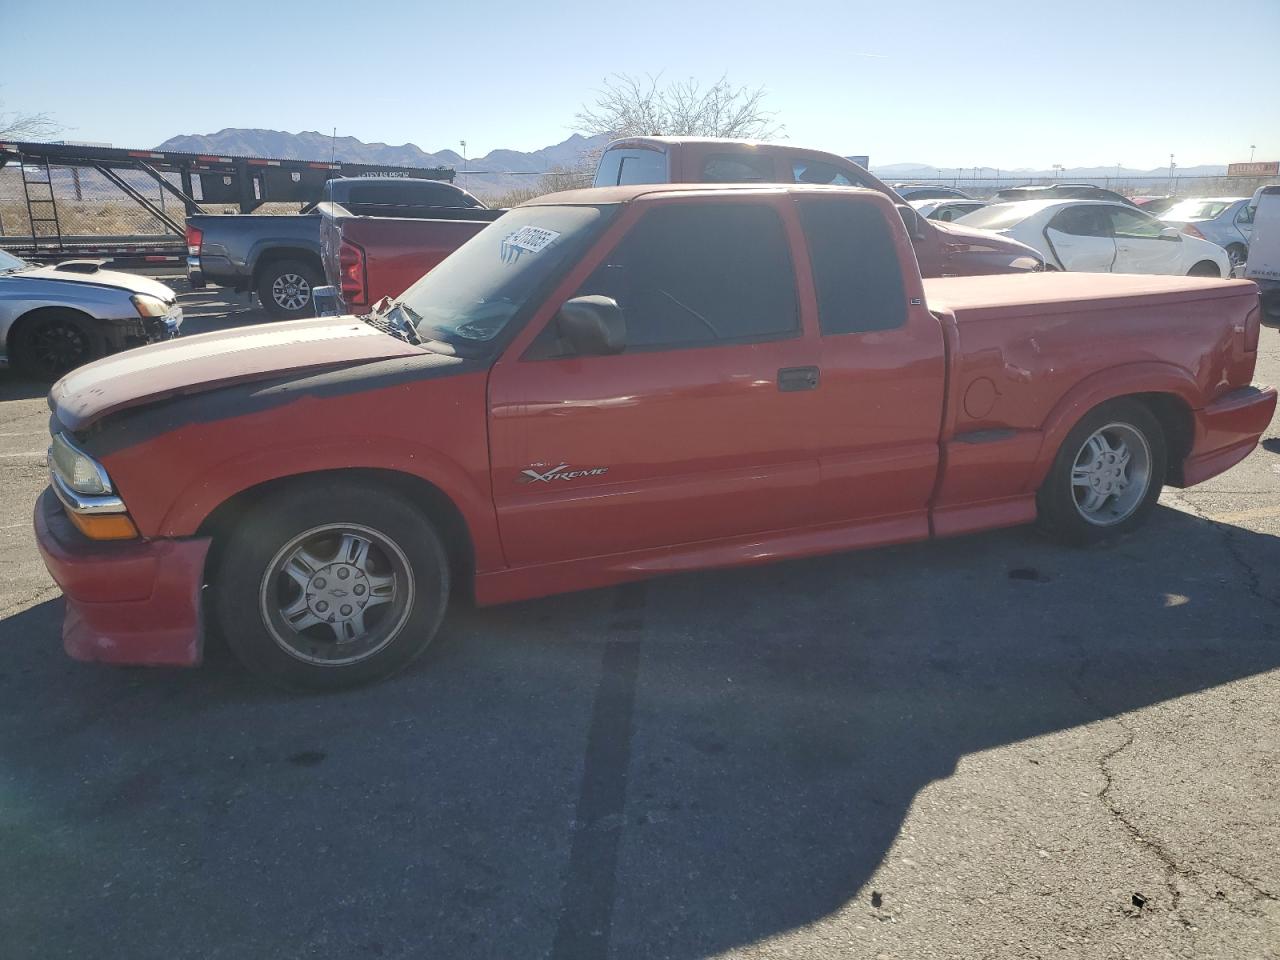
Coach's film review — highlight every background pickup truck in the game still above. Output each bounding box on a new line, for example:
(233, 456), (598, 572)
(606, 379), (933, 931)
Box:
(320, 139), (1045, 312)
(185, 177), (488, 318)
(37, 183), (1274, 691)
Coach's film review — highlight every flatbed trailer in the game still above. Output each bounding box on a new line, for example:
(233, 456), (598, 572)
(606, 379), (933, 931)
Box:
(0, 140), (456, 266)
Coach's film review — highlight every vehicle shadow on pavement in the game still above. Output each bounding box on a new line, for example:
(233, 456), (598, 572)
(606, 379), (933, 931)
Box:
(0, 372), (49, 401)
(0, 504), (1277, 959)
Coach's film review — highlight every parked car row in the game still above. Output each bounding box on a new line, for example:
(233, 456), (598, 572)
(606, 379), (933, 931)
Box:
(955, 199), (1232, 277)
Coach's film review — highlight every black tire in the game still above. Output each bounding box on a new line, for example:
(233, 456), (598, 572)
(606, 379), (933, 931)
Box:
(1036, 399), (1166, 546)
(255, 258), (321, 319)
(11, 308), (104, 380)
(1187, 260), (1220, 278)
(212, 481), (450, 690)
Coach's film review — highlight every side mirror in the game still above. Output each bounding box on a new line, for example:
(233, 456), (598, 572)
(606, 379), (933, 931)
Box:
(897, 204), (927, 240)
(556, 296), (625, 356)
(1159, 226), (1183, 241)
(312, 285), (341, 316)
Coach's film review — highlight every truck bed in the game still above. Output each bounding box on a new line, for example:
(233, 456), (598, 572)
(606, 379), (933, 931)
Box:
(918, 270), (1264, 535)
(924, 272), (1257, 321)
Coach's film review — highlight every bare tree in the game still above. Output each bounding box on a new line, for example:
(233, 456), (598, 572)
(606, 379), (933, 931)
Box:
(0, 100), (61, 141)
(575, 74), (783, 141)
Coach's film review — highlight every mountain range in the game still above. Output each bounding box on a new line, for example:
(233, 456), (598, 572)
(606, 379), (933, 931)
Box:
(154, 128), (1231, 197)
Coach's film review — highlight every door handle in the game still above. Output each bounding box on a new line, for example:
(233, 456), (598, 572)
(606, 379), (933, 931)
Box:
(777, 366), (820, 392)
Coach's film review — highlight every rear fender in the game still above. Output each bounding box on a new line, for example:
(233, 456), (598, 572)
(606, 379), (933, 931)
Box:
(1026, 362), (1201, 490)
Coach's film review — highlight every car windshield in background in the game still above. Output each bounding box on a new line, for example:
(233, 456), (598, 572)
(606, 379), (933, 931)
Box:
(1161, 199), (1239, 220)
(954, 203), (1032, 230)
(397, 205), (611, 345)
(0, 249), (28, 272)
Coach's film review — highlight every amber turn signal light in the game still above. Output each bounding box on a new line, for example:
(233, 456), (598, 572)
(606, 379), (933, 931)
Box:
(68, 511), (139, 541)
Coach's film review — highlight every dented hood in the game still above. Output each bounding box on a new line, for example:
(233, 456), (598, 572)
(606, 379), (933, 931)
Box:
(50, 316), (423, 431)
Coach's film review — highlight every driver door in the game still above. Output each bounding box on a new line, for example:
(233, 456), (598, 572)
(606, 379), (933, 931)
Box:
(486, 197), (822, 567)
(1043, 205), (1117, 272)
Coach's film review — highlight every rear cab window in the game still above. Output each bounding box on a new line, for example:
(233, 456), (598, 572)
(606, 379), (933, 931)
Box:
(700, 154), (777, 182)
(593, 147), (669, 187)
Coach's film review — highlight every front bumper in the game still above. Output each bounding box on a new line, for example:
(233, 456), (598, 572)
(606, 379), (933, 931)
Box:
(34, 488), (210, 667)
(1178, 384), (1278, 487)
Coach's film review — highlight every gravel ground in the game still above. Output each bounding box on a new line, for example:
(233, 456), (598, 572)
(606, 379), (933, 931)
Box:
(0, 280), (1277, 960)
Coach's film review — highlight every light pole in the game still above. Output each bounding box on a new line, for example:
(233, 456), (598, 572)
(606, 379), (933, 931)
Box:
(1251, 144), (1257, 162)
(1052, 163), (1063, 180)
(1169, 153), (1176, 191)
(460, 140), (468, 188)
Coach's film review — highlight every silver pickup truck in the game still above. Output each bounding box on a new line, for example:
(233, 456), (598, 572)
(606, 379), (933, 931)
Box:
(186, 177), (486, 319)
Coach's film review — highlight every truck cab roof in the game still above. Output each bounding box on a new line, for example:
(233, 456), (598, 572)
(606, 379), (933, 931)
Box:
(525, 181), (888, 207)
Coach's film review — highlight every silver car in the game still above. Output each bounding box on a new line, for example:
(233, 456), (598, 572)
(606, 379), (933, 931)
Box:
(0, 250), (181, 379)
(1160, 197), (1254, 272)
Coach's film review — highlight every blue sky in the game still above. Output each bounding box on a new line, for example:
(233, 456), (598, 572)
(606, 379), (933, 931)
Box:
(2, 0), (1277, 169)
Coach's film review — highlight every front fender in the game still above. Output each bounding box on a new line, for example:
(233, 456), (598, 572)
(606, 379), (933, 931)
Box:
(1026, 361), (1202, 490)
(156, 435), (504, 572)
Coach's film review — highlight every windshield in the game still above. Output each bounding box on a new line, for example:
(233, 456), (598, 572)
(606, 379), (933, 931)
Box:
(397, 204), (611, 346)
(954, 203), (1031, 230)
(0, 249), (28, 272)
(1161, 199), (1239, 221)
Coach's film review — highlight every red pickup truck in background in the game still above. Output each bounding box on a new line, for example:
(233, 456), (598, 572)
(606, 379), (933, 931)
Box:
(321, 138), (1044, 311)
(38, 183), (1273, 691)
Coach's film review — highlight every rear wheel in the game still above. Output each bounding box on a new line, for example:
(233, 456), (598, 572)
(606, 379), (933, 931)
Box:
(213, 482), (450, 690)
(255, 258), (321, 319)
(1225, 243), (1248, 272)
(11, 309), (104, 380)
(1187, 260), (1220, 277)
(1036, 399), (1166, 545)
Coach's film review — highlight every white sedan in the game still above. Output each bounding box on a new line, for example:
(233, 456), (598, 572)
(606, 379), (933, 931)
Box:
(955, 199), (1230, 277)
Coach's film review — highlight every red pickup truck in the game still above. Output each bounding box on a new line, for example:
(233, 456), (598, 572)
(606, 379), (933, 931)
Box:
(321, 139), (1044, 311)
(37, 184), (1275, 690)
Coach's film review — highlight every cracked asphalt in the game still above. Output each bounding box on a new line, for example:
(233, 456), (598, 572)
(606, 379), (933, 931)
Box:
(0, 279), (1277, 960)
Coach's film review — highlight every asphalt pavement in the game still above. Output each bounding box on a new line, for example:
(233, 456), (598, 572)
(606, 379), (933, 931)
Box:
(0, 280), (1277, 960)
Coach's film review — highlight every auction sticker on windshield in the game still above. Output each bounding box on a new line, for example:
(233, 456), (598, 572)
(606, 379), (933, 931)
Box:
(506, 225), (561, 253)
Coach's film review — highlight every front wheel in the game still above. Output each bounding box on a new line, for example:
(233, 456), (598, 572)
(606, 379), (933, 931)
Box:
(1036, 400), (1166, 545)
(12, 309), (104, 379)
(213, 483), (450, 690)
(1225, 243), (1247, 272)
(255, 258), (321, 319)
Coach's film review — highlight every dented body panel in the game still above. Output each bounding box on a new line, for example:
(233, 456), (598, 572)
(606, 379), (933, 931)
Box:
(33, 183), (1276, 667)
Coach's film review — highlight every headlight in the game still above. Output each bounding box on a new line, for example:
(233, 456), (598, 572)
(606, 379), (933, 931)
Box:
(132, 294), (169, 318)
(48, 433), (113, 495)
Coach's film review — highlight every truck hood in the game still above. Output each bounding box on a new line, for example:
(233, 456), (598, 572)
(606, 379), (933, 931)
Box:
(24, 263), (177, 301)
(50, 316), (425, 431)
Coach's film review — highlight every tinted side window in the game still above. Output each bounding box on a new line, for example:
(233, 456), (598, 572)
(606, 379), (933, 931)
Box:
(798, 199), (906, 335)
(1107, 207), (1163, 239)
(571, 204), (798, 351)
(701, 153), (776, 182)
(1048, 207), (1109, 237)
(1237, 204), (1254, 225)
